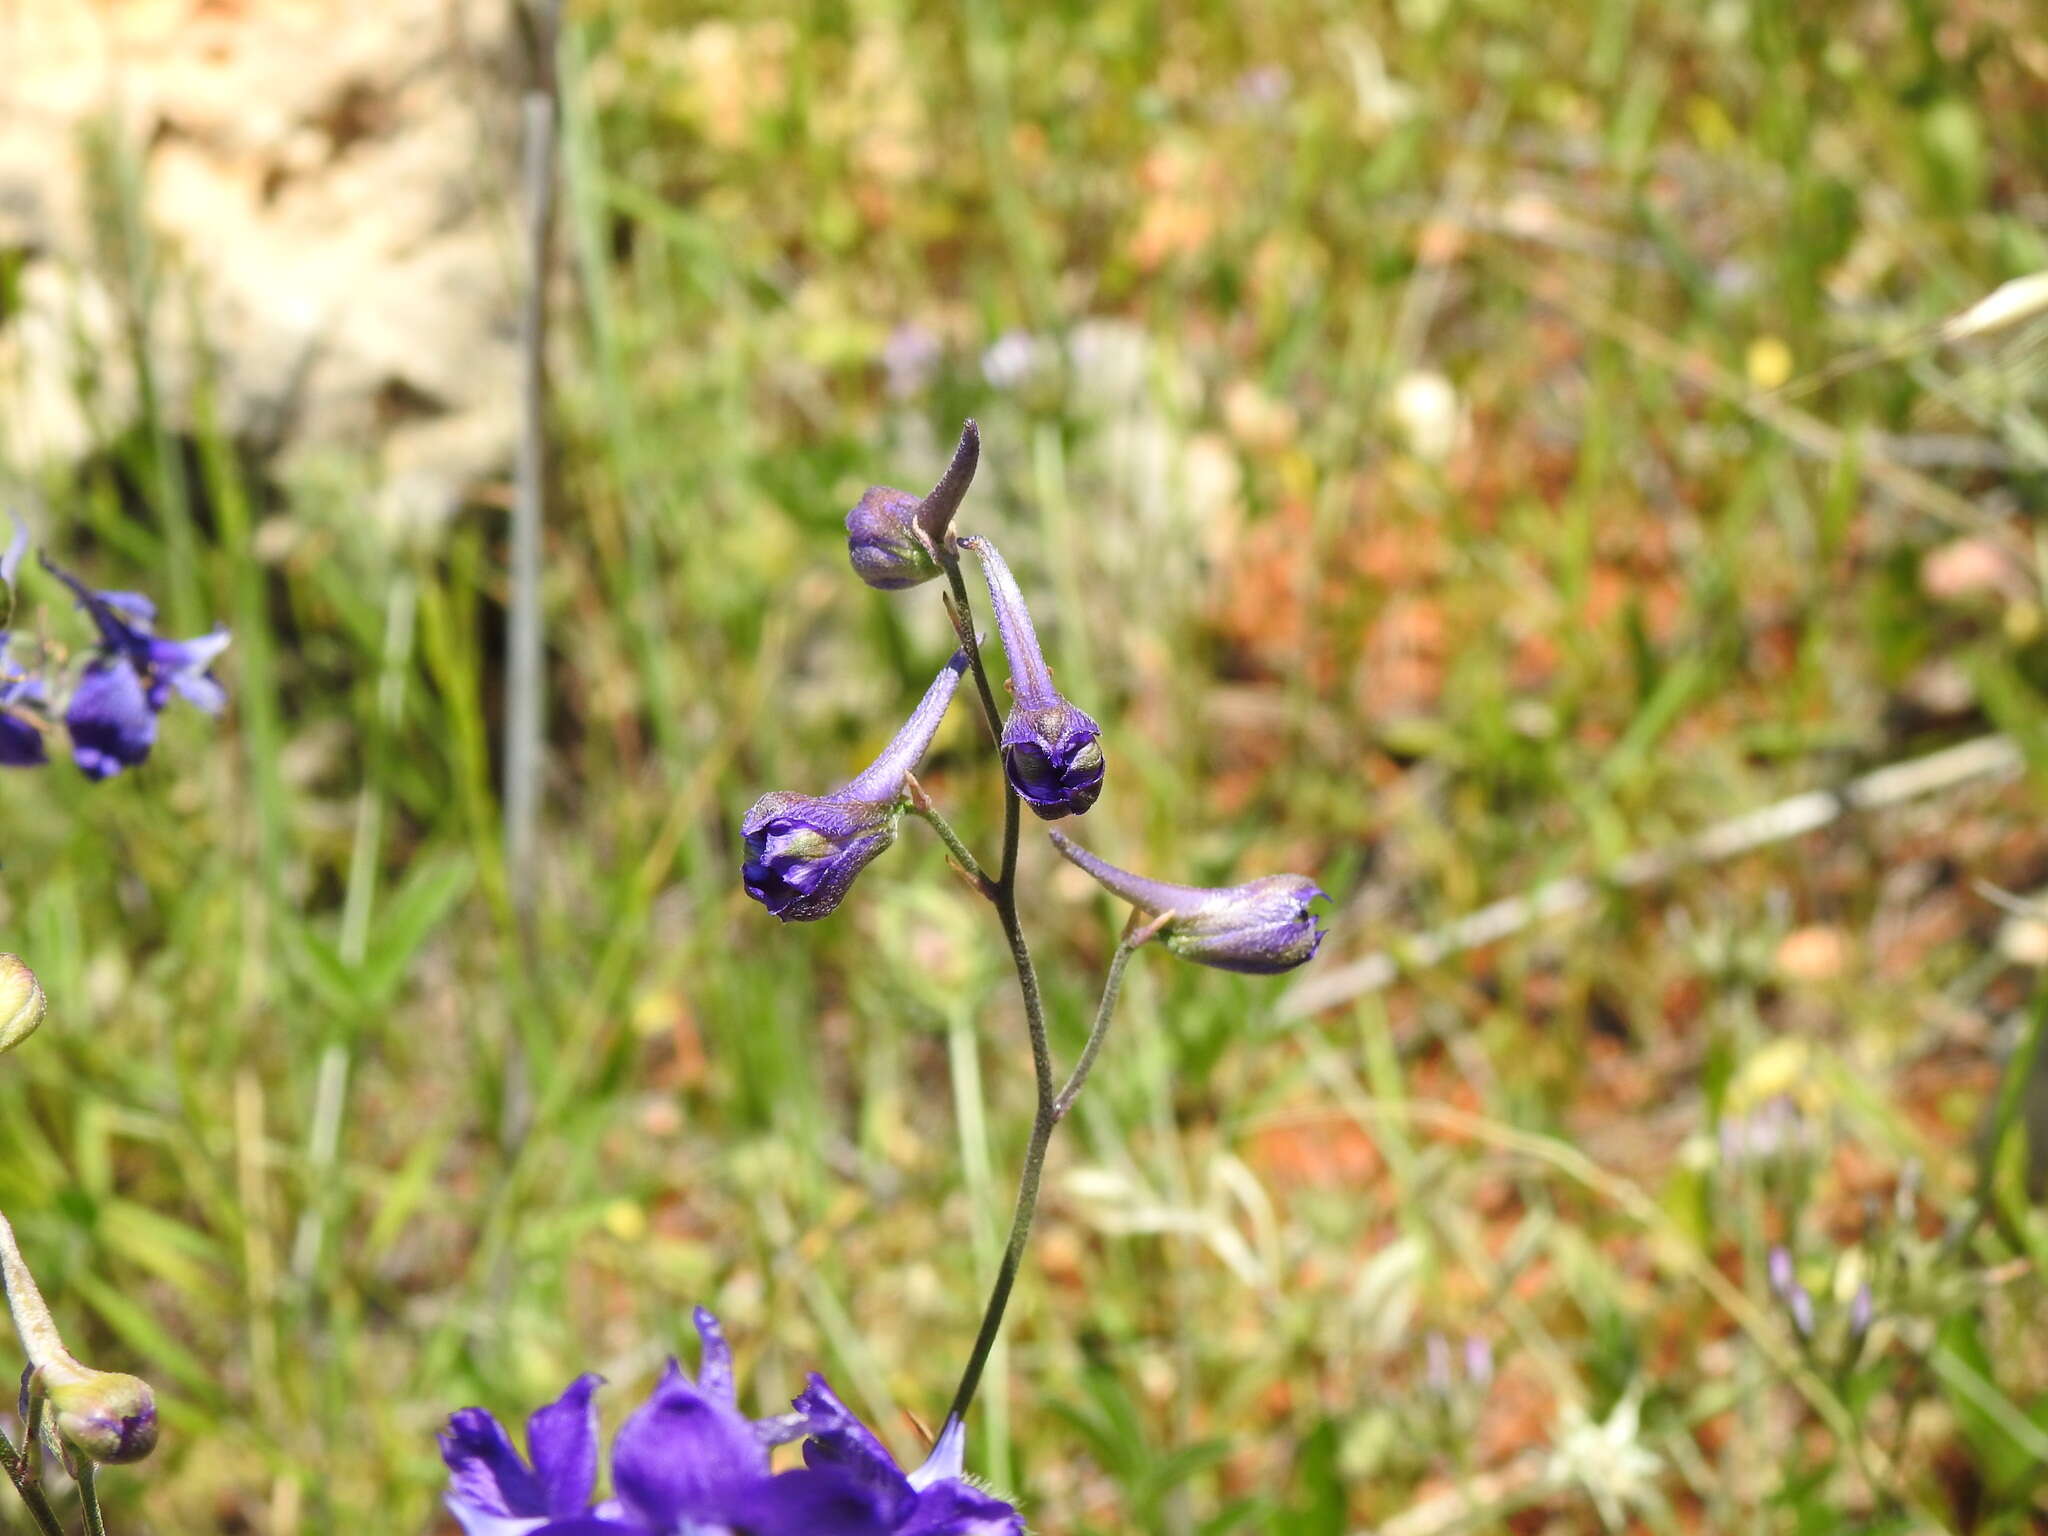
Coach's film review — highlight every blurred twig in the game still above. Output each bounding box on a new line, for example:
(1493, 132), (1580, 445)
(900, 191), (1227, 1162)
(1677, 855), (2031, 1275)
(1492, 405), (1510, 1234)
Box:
(1281, 734), (2022, 1020)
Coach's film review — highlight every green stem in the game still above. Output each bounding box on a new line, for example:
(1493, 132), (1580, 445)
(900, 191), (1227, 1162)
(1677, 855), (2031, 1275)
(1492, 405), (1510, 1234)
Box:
(906, 781), (994, 898)
(0, 1428), (65, 1536)
(1055, 915), (1169, 1120)
(77, 1465), (105, 1536)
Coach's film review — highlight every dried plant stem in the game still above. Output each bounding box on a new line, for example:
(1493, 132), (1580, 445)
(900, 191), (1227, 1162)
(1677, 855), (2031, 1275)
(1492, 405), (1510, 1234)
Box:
(1281, 733), (2022, 1020)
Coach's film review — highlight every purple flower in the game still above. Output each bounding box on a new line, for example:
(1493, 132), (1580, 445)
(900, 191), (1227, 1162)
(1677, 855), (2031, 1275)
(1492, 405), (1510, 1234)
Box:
(1049, 830), (1327, 974)
(742, 650), (969, 921)
(440, 1311), (1022, 1536)
(845, 423), (980, 589)
(43, 556), (229, 779)
(958, 536), (1104, 819)
(0, 522), (46, 766)
(0, 670), (48, 767)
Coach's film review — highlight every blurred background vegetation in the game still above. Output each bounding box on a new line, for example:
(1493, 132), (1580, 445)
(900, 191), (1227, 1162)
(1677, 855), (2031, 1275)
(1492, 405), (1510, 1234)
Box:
(3, 0), (2048, 1530)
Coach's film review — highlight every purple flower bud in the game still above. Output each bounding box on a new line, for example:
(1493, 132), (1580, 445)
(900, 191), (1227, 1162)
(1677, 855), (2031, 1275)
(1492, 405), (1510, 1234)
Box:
(960, 536), (1105, 819)
(1049, 830), (1328, 974)
(846, 488), (938, 591)
(741, 650), (969, 922)
(1766, 1245), (1796, 1302)
(1849, 1283), (1874, 1342)
(1787, 1284), (1815, 1340)
(844, 422), (980, 588)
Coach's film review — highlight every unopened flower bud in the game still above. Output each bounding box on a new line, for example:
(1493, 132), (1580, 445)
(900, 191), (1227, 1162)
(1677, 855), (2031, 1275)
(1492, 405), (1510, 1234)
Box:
(846, 488), (939, 591)
(40, 1363), (158, 1465)
(960, 536), (1105, 818)
(741, 650), (969, 921)
(1049, 831), (1328, 974)
(844, 422), (981, 589)
(0, 955), (45, 1055)
(1848, 1283), (1874, 1343)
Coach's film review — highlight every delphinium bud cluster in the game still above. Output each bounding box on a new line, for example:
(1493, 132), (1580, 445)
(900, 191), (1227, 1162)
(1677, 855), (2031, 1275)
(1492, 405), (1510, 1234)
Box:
(439, 422), (1329, 1529)
(0, 521), (231, 780)
(1, 956), (160, 1536)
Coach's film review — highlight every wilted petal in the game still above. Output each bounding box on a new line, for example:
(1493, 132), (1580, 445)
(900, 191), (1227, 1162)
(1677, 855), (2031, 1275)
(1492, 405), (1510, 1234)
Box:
(526, 1374), (604, 1517)
(66, 657), (157, 779)
(610, 1360), (768, 1529)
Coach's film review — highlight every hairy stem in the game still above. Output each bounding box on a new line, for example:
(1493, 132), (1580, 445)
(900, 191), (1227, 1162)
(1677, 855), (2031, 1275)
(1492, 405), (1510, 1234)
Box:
(0, 1428), (64, 1536)
(78, 1465), (105, 1536)
(905, 777), (993, 897)
(1056, 913), (1171, 1120)
(0, 1212), (68, 1371)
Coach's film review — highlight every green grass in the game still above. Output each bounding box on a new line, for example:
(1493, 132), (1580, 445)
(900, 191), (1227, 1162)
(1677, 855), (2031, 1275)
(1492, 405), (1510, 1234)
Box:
(4, 0), (2048, 1531)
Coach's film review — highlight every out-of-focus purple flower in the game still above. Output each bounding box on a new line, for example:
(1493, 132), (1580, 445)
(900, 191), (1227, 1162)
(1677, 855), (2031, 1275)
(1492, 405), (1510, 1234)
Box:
(845, 423), (981, 588)
(1464, 1335), (1494, 1390)
(1765, 1246), (1815, 1339)
(1848, 1283), (1874, 1343)
(440, 1311), (1021, 1536)
(1049, 830), (1327, 974)
(980, 330), (1052, 392)
(0, 669), (48, 767)
(958, 536), (1104, 819)
(43, 556), (229, 779)
(0, 522), (45, 766)
(742, 650), (969, 921)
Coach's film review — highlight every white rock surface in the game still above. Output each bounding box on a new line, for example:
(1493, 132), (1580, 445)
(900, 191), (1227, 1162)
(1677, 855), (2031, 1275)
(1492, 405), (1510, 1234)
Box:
(0, 0), (521, 530)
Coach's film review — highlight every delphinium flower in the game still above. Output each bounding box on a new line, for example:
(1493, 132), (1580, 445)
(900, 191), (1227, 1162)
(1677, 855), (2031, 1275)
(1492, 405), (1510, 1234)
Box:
(0, 524), (48, 767)
(742, 649), (969, 921)
(844, 422), (980, 590)
(441, 1308), (1021, 1536)
(1049, 829), (1326, 973)
(957, 536), (1104, 819)
(42, 556), (230, 780)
